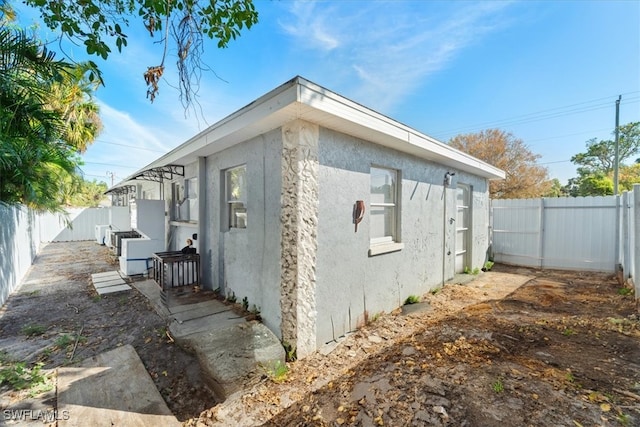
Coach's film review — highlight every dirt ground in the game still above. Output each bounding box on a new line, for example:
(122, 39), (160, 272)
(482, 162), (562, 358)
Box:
(1, 241), (639, 427)
(0, 241), (218, 423)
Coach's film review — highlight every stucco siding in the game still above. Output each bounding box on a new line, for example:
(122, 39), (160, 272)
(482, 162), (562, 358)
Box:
(279, 120), (320, 358)
(204, 129), (283, 336)
(315, 128), (490, 347)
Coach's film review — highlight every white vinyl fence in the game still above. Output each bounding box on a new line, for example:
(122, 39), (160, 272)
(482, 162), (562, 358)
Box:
(0, 205), (114, 306)
(491, 185), (639, 290)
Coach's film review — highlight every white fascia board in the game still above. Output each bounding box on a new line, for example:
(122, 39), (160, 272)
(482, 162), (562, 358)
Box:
(407, 133), (506, 179)
(296, 78), (505, 180)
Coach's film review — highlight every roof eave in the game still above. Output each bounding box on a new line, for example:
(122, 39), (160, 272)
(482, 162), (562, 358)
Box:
(109, 76), (504, 192)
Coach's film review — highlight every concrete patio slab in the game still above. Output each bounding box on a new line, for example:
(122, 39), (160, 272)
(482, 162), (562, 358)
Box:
(93, 278), (126, 288)
(57, 344), (180, 427)
(96, 284), (131, 295)
(174, 322), (285, 399)
(91, 271), (122, 281)
(170, 301), (233, 323)
(91, 271), (130, 295)
(169, 309), (245, 337)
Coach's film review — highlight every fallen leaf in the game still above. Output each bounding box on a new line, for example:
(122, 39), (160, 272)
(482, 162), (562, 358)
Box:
(600, 403), (611, 412)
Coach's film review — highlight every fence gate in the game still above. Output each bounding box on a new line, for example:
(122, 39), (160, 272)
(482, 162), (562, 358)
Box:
(491, 197), (617, 272)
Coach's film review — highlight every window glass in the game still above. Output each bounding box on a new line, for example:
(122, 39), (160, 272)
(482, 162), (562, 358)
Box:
(186, 177), (198, 222)
(370, 166), (398, 243)
(370, 168), (396, 204)
(226, 166), (247, 229)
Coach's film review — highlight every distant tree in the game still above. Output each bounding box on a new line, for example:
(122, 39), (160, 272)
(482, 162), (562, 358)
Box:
(618, 163), (640, 192)
(571, 122), (640, 174)
(543, 178), (568, 197)
(448, 129), (550, 199)
(568, 122), (640, 195)
(62, 177), (109, 207)
(565, 174), (613, 197)
(14, 0), (259, 106)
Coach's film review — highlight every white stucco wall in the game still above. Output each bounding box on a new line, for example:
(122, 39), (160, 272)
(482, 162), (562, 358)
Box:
(314, 128), (490, 347)
(187, 120), (490, 354)
(203, 129), (284, 336)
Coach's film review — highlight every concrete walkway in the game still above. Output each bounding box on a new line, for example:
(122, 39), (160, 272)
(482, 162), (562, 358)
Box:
(57, 345), (180, 427)
(133, 280), (285, 399)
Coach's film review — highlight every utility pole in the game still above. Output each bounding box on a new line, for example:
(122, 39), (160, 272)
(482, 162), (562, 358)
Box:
(106, 171), (115, 187)
(613, 95), (621, 195)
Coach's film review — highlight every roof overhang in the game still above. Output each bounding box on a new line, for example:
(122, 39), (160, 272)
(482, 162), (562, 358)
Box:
(109, 76), (505, 192)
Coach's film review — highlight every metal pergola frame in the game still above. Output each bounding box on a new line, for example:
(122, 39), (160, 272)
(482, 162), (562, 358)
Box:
(105, 165), (184, 200)
(129, 165), (185, 183)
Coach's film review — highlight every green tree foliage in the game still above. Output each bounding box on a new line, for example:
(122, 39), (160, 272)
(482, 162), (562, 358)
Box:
(449, 129), (551, 199)
(567, 122), (640, 196)
(62, 177), (109, 207)
(543, 178), (568, 197)
(566, 173), (613, 197)
(19, 0), (259, 104)
(46, 64), (103, 153)
(619, 163), (640, 192)
(0, 27), (101, 211)
(571, 122), (640, 174)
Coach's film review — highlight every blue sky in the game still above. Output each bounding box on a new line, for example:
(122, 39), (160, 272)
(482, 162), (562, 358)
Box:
(17, 0), (640, 186)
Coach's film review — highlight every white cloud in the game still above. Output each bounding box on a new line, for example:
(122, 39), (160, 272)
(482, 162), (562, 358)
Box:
(279, 1), (340, 51)
(280, 1), (514, 112)
(99, 103), (172, 153)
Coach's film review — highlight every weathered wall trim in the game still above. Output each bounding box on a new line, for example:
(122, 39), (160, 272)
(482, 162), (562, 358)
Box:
(280, 120), (319, 358)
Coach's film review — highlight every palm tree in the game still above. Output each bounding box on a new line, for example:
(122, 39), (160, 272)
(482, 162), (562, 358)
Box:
(46, 63), (103, 153)
(0, 27), (99, 211)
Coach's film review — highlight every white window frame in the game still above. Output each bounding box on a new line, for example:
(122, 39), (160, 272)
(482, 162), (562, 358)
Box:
(185, 177), (198, 222)
(171, 177), (199, 223)
(369, 165), (404, 256)
(225, 165), (247, 229)
(171, 181), (184, 221)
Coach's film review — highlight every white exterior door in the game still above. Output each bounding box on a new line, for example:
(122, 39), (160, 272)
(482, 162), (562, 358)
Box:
(455, 184), (471, 273)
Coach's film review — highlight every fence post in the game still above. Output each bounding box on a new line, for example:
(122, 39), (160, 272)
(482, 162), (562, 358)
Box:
(538, 198), (545, 268)
(615, 194), (621, 274)
(633, 185), (640, 303)
(622, 191), (630, 278)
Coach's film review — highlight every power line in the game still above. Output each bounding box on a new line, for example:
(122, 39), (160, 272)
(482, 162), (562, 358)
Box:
(438, 98), (639, 139)
(537, 159), (573, 165)
(525, 127), (612, 143)
(431, 92), (640, 140)
(82, 161), (139, 169)
(94, 139), (167, 153)
(82, 173), (110, 179)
